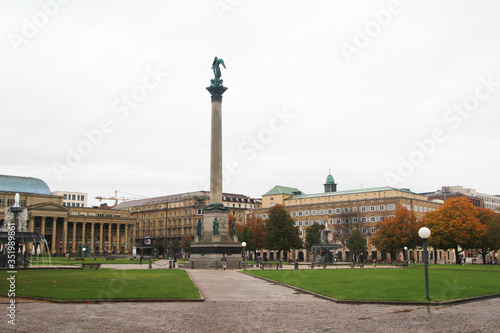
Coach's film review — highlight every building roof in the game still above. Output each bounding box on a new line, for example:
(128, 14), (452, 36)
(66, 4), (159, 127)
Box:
(113, 191), (260, 210)
(285, 187), (416, 200)
(263, 186), (304, 196)
(0, 175), (52, 195)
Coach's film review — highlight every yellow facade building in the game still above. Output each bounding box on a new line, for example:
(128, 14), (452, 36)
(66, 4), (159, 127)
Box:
(114, 191), (261, 254)
(253, 173), (443, 262)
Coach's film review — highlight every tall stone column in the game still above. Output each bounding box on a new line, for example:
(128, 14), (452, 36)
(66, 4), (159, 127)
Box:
(41, 216), (46, 237)
(72, 222), (77, 254)
(51, 218), (57, 254)
(190, 57), (242, 269)
(99, 223), (104, 254)
(90, 223), (95, 254)
(62, 219), (68, 254)
(124, 224), (129, 253)
(209, 99), (225, 205)
(116, 224), (121, 253)
(82, 222), (86, 251)
(108, 224), (113, 253)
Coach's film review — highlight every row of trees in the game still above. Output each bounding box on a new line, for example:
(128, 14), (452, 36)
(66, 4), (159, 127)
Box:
(373, 197), (500, 264)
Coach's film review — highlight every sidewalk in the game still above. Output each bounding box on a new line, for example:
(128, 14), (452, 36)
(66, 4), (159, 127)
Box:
(187, 269), (323, 302)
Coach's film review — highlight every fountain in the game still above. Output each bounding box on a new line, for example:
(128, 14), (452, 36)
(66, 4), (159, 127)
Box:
(311, 229), (341, 263)
(0, 193), (51, 268)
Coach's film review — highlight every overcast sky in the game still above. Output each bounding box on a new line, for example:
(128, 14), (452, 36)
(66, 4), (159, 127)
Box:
(1, 0), (499, 206)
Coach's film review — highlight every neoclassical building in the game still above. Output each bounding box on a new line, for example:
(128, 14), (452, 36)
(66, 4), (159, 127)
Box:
(0, 175), (135, 255)
(252, 173), (443, 262)
(114, 191), (261, 254)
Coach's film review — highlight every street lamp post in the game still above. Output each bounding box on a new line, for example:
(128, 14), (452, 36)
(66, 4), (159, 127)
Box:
(82, 247), (86, 264)
(418, 227), (431, 301)
(404, 246), (408, 263)
(241, 242), (247, 270)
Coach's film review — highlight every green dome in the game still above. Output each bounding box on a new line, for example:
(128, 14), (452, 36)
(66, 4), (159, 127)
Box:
(326, 173), (335, 184)
(0, 175), (52, 195)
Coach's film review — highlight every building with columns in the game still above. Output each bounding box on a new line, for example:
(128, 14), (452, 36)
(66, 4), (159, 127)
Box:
(0, 175), (135, 255)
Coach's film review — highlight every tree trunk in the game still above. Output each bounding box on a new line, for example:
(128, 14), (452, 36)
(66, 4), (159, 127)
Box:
(434, 249), (437, 264)
(454, 245), (461, 264)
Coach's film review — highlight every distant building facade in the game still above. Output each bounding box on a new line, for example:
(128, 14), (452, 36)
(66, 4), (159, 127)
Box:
(114, 191), (261, 254)
(52, 191), (88, 207)
(422, 185), (500, 212)
(252, 173), (443, 262)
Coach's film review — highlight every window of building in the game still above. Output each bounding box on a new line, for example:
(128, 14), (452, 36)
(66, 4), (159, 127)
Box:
(298, 230), (303, 236)
(388, 204), (396, 210)
(336, 218), (341, 224)
(370, 216), (377, 222)
(379, 216), (385, 222)
(343, 208), (350, 213)
(361, 228), (367, 234)
(298, 221), (302, 226)
(303, 211), (309, 216)
(298, 211), (303, 216)
(352, 207), (358, 212)
(335, 208), (341, 214)
(369, 206), (376, 211)
(361, 217), (367, 223)
(371, 227), (375, 233)
(311, 210), (317, 215)
(319, 209), (325, 215)
(304, 221), (309, 226)
(320, 219), (325, 224)
(327, 209), (333, 214)
(361, 206), (367, 212)
(328, 219), (334, 224)
(292, 211), (297, 217)
(379, 205), (385, 211)
(63, 194), (67, 199)
(72, 195), (76, 200)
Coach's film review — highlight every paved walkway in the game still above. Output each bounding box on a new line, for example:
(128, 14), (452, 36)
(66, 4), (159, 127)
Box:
(187, 269), (321, 301)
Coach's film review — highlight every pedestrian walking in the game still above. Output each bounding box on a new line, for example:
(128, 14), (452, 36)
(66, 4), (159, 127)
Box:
(221, 254), (227, 270)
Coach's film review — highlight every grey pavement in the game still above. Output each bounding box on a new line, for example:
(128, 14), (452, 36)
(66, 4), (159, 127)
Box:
(187, 268), (322, 301)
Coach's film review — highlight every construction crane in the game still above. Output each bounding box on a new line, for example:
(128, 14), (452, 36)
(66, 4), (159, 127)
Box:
(95, 190), (144, 207)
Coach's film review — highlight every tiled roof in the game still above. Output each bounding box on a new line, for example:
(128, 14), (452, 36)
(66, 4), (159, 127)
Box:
(263, 186), (304, 196)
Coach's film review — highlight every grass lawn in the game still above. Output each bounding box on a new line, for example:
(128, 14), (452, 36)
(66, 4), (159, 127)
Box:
(248, 265), (500, 303)
(0, 269), (200, 300)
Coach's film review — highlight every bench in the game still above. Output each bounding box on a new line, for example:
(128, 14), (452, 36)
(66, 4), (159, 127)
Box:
(75, 257), (84, 261)
(395, 261), (408, 268)
(81, 263), (101, 270)
(260, 262), (280, 270)
(350, 262), (365, 268)
(310, 262), (327, 269)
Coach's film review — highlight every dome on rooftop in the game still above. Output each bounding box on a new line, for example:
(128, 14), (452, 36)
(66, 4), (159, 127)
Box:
(0, 175), (52, 195)
(325, 173), (335, 184)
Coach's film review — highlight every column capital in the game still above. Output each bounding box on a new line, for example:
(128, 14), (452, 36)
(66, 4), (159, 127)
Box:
(206, 84), (228, 102)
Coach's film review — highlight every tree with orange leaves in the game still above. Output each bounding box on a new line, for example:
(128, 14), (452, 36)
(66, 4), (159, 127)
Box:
(228, 213), (235, 235)
(372, 206), (420, 260)
(246, 214), (266, 256)
(423, 197), (486, 264)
